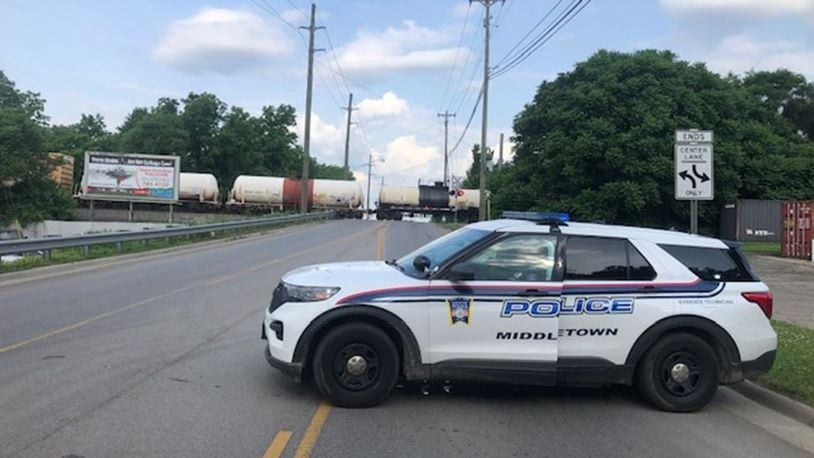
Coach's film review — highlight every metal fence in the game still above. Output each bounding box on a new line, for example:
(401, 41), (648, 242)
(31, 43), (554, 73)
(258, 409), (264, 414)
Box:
(0, 211), (333, 257)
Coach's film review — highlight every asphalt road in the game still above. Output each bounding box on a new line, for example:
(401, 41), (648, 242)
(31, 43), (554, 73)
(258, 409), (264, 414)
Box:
(749, 254), (814, 330)
(0, 220), (812, 458)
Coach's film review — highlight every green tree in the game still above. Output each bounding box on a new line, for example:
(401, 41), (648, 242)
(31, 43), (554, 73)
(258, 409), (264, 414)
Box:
(119, 98), (189, 156)
(310, 161), (354, 180)
(181, 92), (225, 171)
(0, 70), (75, 225)
(743, 69), (814, 139)
(504, 49), (814, 233)
(214, 107), (265, 191)
(45, 113), (118, 186)
(462, 144), (492, 189)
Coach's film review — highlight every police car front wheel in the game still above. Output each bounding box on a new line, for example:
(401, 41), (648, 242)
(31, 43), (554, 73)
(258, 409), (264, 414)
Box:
(636, 333), (720, 412)
(312, 322), (399, 408)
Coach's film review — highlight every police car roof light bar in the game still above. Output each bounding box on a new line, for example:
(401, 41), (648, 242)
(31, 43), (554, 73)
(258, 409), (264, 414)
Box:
(501, 211), (570, 225)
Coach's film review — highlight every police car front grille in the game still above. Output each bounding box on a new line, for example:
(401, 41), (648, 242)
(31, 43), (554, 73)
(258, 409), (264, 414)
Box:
(268, 282), (287, 314)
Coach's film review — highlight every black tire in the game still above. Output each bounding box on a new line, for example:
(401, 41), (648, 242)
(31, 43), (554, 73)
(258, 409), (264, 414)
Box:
(312, 322), (399, 408)
(636, 332), (719, 412)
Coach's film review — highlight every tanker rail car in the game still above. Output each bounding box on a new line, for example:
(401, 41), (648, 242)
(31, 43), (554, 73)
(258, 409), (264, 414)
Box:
(76, 173), (364, 218)
(377, 182), (479, 222)
(229, 175), (364, 218)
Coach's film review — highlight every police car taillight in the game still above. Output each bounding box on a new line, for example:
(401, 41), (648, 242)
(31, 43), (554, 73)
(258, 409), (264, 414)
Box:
(742, 291), (773, 319)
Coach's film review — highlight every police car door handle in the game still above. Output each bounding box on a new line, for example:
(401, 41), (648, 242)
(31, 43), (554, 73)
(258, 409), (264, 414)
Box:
(517, 289), (541, 297)
(638, 285), (656, 293)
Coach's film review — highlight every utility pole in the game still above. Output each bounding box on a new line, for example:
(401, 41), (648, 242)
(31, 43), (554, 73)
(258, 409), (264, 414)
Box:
(498, 132), (504, 166)
(366, 153), (373, 215)
(342, 93), (356, 172)
(437, 111), (456, 186)
(364, 154), (384, 217)
(471, 0), (502, 221)
(299, 3), (324, 212)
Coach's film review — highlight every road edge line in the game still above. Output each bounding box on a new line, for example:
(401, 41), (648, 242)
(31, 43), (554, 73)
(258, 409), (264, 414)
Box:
(731, 380), (814, 427)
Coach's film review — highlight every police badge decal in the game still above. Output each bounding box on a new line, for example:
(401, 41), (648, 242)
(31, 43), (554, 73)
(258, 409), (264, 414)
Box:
(448, 298), (471, 325)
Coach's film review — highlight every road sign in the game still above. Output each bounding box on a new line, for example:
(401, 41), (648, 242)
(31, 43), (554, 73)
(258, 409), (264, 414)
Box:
(675, 143), (713, 200)
(675, 130), (713, 143)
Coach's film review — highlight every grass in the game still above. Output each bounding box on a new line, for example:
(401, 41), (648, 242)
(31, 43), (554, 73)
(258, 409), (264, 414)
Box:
(0, 219), (323, 274)
(739, 241), (781, 256)
(754, 320), (814, 407)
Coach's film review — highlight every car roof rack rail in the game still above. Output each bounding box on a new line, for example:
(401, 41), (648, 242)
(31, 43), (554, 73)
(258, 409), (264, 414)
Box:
(501, 211), (570, 227)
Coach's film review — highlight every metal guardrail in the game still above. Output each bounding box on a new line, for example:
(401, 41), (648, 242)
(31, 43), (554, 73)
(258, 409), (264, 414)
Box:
(0, 211), (334, 256)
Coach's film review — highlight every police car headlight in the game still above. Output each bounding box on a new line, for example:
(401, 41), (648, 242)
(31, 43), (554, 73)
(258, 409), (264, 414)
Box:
(284, 283), (340, 302)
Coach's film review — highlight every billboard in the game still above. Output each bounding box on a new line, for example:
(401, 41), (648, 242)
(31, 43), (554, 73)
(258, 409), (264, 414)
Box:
(81, 152), (180, 203)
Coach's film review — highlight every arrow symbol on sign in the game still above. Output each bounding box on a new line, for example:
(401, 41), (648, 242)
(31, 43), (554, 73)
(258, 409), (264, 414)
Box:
(692, 165), (710, 183)
(679, 170), (697, 188)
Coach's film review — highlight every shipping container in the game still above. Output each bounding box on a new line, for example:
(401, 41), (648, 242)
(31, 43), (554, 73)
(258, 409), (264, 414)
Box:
(49, 153), (74, 191)
(781, 201), (813, 259)
(719, 199), (782, 242)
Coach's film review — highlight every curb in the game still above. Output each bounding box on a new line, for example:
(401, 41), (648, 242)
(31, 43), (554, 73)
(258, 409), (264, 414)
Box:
(0, 221), (324, 288)
(731, 380), (814, 427)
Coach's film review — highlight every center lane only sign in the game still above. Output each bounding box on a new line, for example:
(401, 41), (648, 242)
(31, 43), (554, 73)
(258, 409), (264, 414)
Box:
(675, 143), (714, 200)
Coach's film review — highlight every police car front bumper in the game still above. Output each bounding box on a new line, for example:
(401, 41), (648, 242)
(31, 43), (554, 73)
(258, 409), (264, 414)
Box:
(264, 345), (304, 383)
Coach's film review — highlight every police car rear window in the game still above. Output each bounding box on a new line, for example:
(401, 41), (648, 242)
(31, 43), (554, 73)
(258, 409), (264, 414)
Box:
(565, 236), (656, 281)
(659, 244), (755, 282)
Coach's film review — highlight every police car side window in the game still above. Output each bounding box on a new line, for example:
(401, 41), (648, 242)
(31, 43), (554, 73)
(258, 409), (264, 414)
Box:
(659, 244), (755, 282)
(565, 236), (656, 281)
(463, 234), (557, 282)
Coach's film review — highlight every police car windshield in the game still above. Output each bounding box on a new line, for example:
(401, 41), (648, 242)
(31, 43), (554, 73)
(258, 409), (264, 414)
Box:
(396, 228), (490, 277)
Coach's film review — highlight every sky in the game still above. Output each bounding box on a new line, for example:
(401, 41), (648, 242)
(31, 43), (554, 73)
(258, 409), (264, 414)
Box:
(2, 0), (814, 198)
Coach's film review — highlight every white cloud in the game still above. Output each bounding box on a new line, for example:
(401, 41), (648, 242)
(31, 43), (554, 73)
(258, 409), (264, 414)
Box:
(336, 20), (467, 75)
(451, 2), (471, 18)
(661, 0), (814, 16)
(281, 8), (305, 23)
(378, 135), (441, 181)
(292, 113), (344, 162)
(704, 35), (814, 78)
(358, 91), (409, 119)
(152, 8), (294, 74)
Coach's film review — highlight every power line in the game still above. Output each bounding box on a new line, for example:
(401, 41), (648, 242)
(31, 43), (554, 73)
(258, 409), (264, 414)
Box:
(492, 0), (563, 69)
(448, 84), (483, 158)
(439, 3), (472, 111)
(446, 18), (483, 114)
(491, 0), (591, 79)
(284, 0), (307, 16)
(253, 0), (306, 41)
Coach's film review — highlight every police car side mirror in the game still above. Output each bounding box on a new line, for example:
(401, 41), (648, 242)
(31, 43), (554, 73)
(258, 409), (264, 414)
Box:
(446, 263), (475, 282)
(413, 255), (431, 273)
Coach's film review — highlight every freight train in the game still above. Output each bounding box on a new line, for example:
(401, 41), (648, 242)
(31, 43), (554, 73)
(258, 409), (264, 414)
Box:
(228, 175), (364, 218)
(376, 182), (480, 222)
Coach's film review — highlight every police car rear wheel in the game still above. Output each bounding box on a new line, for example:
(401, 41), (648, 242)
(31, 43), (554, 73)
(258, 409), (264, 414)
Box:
(636, 333), (719, 412)
(312, 322), (399, 408)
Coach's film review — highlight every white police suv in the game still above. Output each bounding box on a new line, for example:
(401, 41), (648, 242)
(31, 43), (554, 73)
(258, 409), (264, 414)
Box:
(262, 212), (776, 411)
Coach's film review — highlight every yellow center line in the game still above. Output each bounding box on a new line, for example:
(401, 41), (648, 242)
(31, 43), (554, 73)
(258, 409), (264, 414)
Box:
(263, 430), (293, 458)
(0, 282), (200, 355)
(293, 401), (332, 458)
(263, 222), (387, 458)
(375, 222), (388, 260)
(206, 225), (377, 287)
(0, 225), (378, 356)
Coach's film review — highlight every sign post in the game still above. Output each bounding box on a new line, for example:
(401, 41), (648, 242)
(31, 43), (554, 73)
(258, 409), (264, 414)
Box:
(675, 130), (714, 234)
